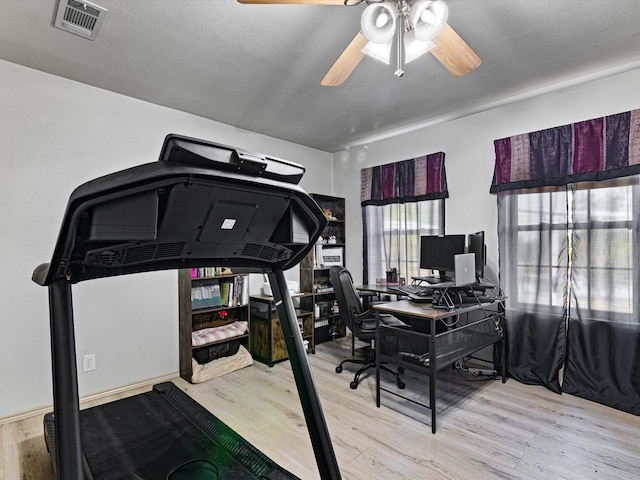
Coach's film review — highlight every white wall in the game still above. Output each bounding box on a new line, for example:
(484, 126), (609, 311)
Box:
(333, 66), (640, 286)
(0, 59), (332, 419)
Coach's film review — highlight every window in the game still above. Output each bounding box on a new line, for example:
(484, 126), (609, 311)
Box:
(507, 178), (638, 321)
(511, 190), (568, 309)
(363, 200), (443, 283)
(492, 110), (640, 413)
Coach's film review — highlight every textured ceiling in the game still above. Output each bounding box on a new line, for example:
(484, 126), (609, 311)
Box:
(1, 0), (640, 152)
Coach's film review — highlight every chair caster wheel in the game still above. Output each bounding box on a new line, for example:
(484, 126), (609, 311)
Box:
(397, 380), (405, 389)
(335, 366), (343, 373)
(397, 366), (405, 374)
(350, 381), (359, 389)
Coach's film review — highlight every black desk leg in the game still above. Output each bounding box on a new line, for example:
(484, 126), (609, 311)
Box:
(429, 317), (437, 434)
(268, 270), (341, 480)
(375, 310), (381, 408)
(501, 317), (507, 383)
(49, 280), (83, 479)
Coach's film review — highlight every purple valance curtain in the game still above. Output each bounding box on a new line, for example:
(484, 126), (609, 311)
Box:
(361, 152), (448, 206)
(490, 109), (640, 193)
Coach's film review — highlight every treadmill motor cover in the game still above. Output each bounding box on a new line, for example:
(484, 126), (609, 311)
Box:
(33, 134), (327, 285)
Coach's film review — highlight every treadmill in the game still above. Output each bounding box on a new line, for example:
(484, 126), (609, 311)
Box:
(32, 134), (341, 479)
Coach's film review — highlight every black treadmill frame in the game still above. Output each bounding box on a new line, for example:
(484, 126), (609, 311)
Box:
(33, 134), (342, 480)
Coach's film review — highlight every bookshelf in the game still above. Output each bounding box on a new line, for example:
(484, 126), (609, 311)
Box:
(178, 267), (251, 383)
(299, 194), (347, 344)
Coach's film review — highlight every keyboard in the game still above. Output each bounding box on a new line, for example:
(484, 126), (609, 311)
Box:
(391, 284), (432, 297)
(460, 294), (496, 304)
(411, 275), (442, 285)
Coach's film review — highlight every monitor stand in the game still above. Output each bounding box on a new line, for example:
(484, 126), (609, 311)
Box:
(412, 270), (451, 284)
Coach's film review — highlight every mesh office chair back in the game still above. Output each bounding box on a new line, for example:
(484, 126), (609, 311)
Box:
(330, 266), (367, 335)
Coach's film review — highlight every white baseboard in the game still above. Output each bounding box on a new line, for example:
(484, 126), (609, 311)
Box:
(0, 372), (178, 426)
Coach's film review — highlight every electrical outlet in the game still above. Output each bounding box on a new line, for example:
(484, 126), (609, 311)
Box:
(83, 354), (96, 372)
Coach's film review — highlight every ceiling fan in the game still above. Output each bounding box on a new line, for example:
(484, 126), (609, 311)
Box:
(237, 0), (481, 86)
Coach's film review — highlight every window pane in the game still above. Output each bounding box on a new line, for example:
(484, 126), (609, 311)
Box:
(590, 267), (632, 313)
(550, 191), (567, 224)
(551, 230), (568, 269)
(518, 230), (551, 265)
(590, 185), (632, 222)
(518, 192), (550, 225)
(571, 225), (633, 314)
(516, 266), (565, 305)
(517, 266), (547, 304)
(590, 228), (632, 268)
(551, 267), (567, 307)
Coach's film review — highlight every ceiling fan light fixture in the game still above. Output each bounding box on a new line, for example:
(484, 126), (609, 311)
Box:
(361, 2), (398, 44)
(404, 30), (435, 64)
(318, 0), (480, 85)
(411, 0), (448, 42)
(362, 40), (393, 64)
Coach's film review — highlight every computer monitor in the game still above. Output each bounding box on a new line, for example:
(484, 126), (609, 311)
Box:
(419, 234), (466, 280)
(467, 230), (486, 280)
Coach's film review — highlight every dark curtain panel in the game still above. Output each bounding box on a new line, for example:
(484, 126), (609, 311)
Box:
(564, 319), (640, 414)
(561, 181), (640, 414)
(497, 190), (567, 393)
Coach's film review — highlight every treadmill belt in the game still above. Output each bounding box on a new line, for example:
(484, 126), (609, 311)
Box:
(44, 382), (299, 480)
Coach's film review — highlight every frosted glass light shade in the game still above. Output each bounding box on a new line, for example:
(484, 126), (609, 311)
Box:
(361, 2), (398, 44)
(362, 40), (393, 64)
(404, 31), (435, 64)
(411, 0), (448, 42)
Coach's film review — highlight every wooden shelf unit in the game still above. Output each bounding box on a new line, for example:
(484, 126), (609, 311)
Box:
(299, 194), (347, 344)
(178, 268), (251, 383)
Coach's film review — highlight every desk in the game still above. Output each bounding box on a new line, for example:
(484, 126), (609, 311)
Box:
(356, 284), (401, 295)
(373, 299), (505, 433)
(355, 284), (408, 306)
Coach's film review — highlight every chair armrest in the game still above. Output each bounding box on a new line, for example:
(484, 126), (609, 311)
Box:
(358, 291), (377, 299)
(352, 309), (371, 327)
(359, 309), (411, 330)
(379, 313), (411, 329)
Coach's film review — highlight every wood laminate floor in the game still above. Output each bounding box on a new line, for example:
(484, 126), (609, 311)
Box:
(2, 336), (639, 479)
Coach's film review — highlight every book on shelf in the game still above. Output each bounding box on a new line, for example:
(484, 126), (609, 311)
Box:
(215, 276), (250, 307)
(191, 279), (221, 309)
(189, 268), (248, 308)
(190, 267), (234, 278)
(220, 281), (231, 306)
(238, 275), (249, 306)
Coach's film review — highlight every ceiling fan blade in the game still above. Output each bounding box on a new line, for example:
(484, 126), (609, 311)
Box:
(320, 31), (368, 86)
(237, 1), (346, 5)
(431, 23), (482, 77)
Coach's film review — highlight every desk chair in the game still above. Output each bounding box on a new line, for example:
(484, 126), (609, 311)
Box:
(329, 266), (410, 390)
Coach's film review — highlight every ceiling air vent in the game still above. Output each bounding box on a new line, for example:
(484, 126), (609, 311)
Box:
(54, 0), (107, 41)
